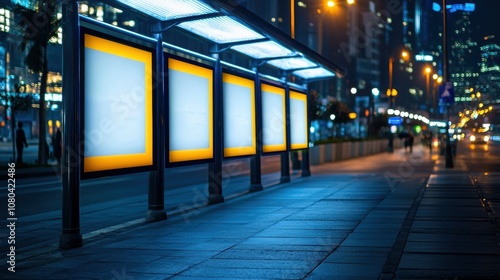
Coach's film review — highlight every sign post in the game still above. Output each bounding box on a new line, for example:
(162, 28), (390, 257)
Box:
(439, 82), (454, 168)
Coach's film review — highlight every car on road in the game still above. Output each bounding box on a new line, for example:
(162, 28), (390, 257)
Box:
(469, 132), (490, 144)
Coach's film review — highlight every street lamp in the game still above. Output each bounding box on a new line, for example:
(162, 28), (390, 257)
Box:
(326, 0), (355, 7)
(387, 50), (409, 109)
(431, 74), (442, 116)
(369, 87), (379, 137)
(425, 66), (431, 113)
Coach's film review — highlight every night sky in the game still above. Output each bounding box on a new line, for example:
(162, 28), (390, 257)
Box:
(464, 0), (500, 43)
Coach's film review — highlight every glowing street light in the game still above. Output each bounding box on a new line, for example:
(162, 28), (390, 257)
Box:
(424, 66), (432, 114)
(401, 51), (408, 60)
(387, 49), (410, 108)
(326, 0), (355, 9)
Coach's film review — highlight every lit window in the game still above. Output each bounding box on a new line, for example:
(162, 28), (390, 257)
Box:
(0, 8), (10, 33)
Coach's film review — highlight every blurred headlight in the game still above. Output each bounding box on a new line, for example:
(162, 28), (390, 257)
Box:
(470, 135), (476, 141)
(432, 139), (439, 147)
(484, 135), (490, 142)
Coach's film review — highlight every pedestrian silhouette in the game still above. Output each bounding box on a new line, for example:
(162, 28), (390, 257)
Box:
(428, 131), (433, 153)
(16, 122), (28, 164)
(407, 133), (414, 153)
(53, 128), (62, 164)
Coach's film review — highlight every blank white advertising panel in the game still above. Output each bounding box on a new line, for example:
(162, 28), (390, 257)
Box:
(289, 90), (308, 150)
(223, 73), (256, 157)
(83, 32), (153, 174)
(261, 83), (286, 153)
(168, 58), (213, 163)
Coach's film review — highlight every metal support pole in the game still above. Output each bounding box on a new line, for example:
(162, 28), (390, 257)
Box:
(445, 106), (454, 167)
(302, 89), (311, 177)
(388, 57), (394, 109)
(147, 23), (167, 222)
(250, 70), (263, 192)
(280, 85), (291, 184)
(59, 0), (82, 249)
(387, 56), (395, 153)
(426, 72), (430, 109)
(290, 0), (295, 39)
(280, 153), (291, 183)
(442, 0), (453, 168)
(301, 149), (311, 177)
(208, 54), (224, 204)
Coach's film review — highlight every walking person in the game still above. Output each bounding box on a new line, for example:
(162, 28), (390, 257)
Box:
(16, 122), (28, 164)
(407, 133), (415, 153)
(53, 128), (62, 165)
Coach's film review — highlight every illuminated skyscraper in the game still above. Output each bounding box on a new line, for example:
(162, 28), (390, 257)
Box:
(479, 37), (500, 100)
(447, 2), (480, 107)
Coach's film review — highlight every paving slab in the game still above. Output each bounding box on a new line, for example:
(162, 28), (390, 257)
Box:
(4, 152), (500, 280)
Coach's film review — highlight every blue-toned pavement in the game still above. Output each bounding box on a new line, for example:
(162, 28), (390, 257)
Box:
(2, 148), (500, 279)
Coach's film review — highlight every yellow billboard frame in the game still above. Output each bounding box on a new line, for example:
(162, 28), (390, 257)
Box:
(289, 90), (308, 150)
(83, 33), (153, 173)
(261, 83), (287, 153)
(168, 58), (214, 163)
(222, 73), (257, 157)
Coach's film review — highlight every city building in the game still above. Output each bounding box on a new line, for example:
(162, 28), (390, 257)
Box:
(244, 0), (389, 138)
(386, 0), (447, 113)
(479, 37), (500, 102)
(447, 1), (480, 111)
(2, 0), (497, 143)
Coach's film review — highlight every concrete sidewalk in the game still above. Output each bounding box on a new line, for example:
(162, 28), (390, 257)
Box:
(2, 151), (500, 279)
(390, 158), (500, 279)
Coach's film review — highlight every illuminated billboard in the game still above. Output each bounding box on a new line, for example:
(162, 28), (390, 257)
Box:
(82, 30), (154, 176)
(261, 83), (286, 153)
(222, 73), (256, 157)
(167, 57), (213, 163)
(289, 90), (308, 150)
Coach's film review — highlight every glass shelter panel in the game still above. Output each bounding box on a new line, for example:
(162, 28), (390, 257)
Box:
(231, 41), (296, 59)
(116, 0), (217, 21)
(178, 16), (265, 44)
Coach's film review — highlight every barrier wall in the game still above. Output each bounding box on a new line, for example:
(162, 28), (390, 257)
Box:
(309, 139), (403, 165)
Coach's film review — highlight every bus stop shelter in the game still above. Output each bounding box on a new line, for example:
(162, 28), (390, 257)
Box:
(60, 0), (345, 248)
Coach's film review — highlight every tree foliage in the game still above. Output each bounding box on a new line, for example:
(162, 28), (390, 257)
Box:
(308, 90), (352, 123)
(1, 84), (34, 112)
(15, 0), (60, 165)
